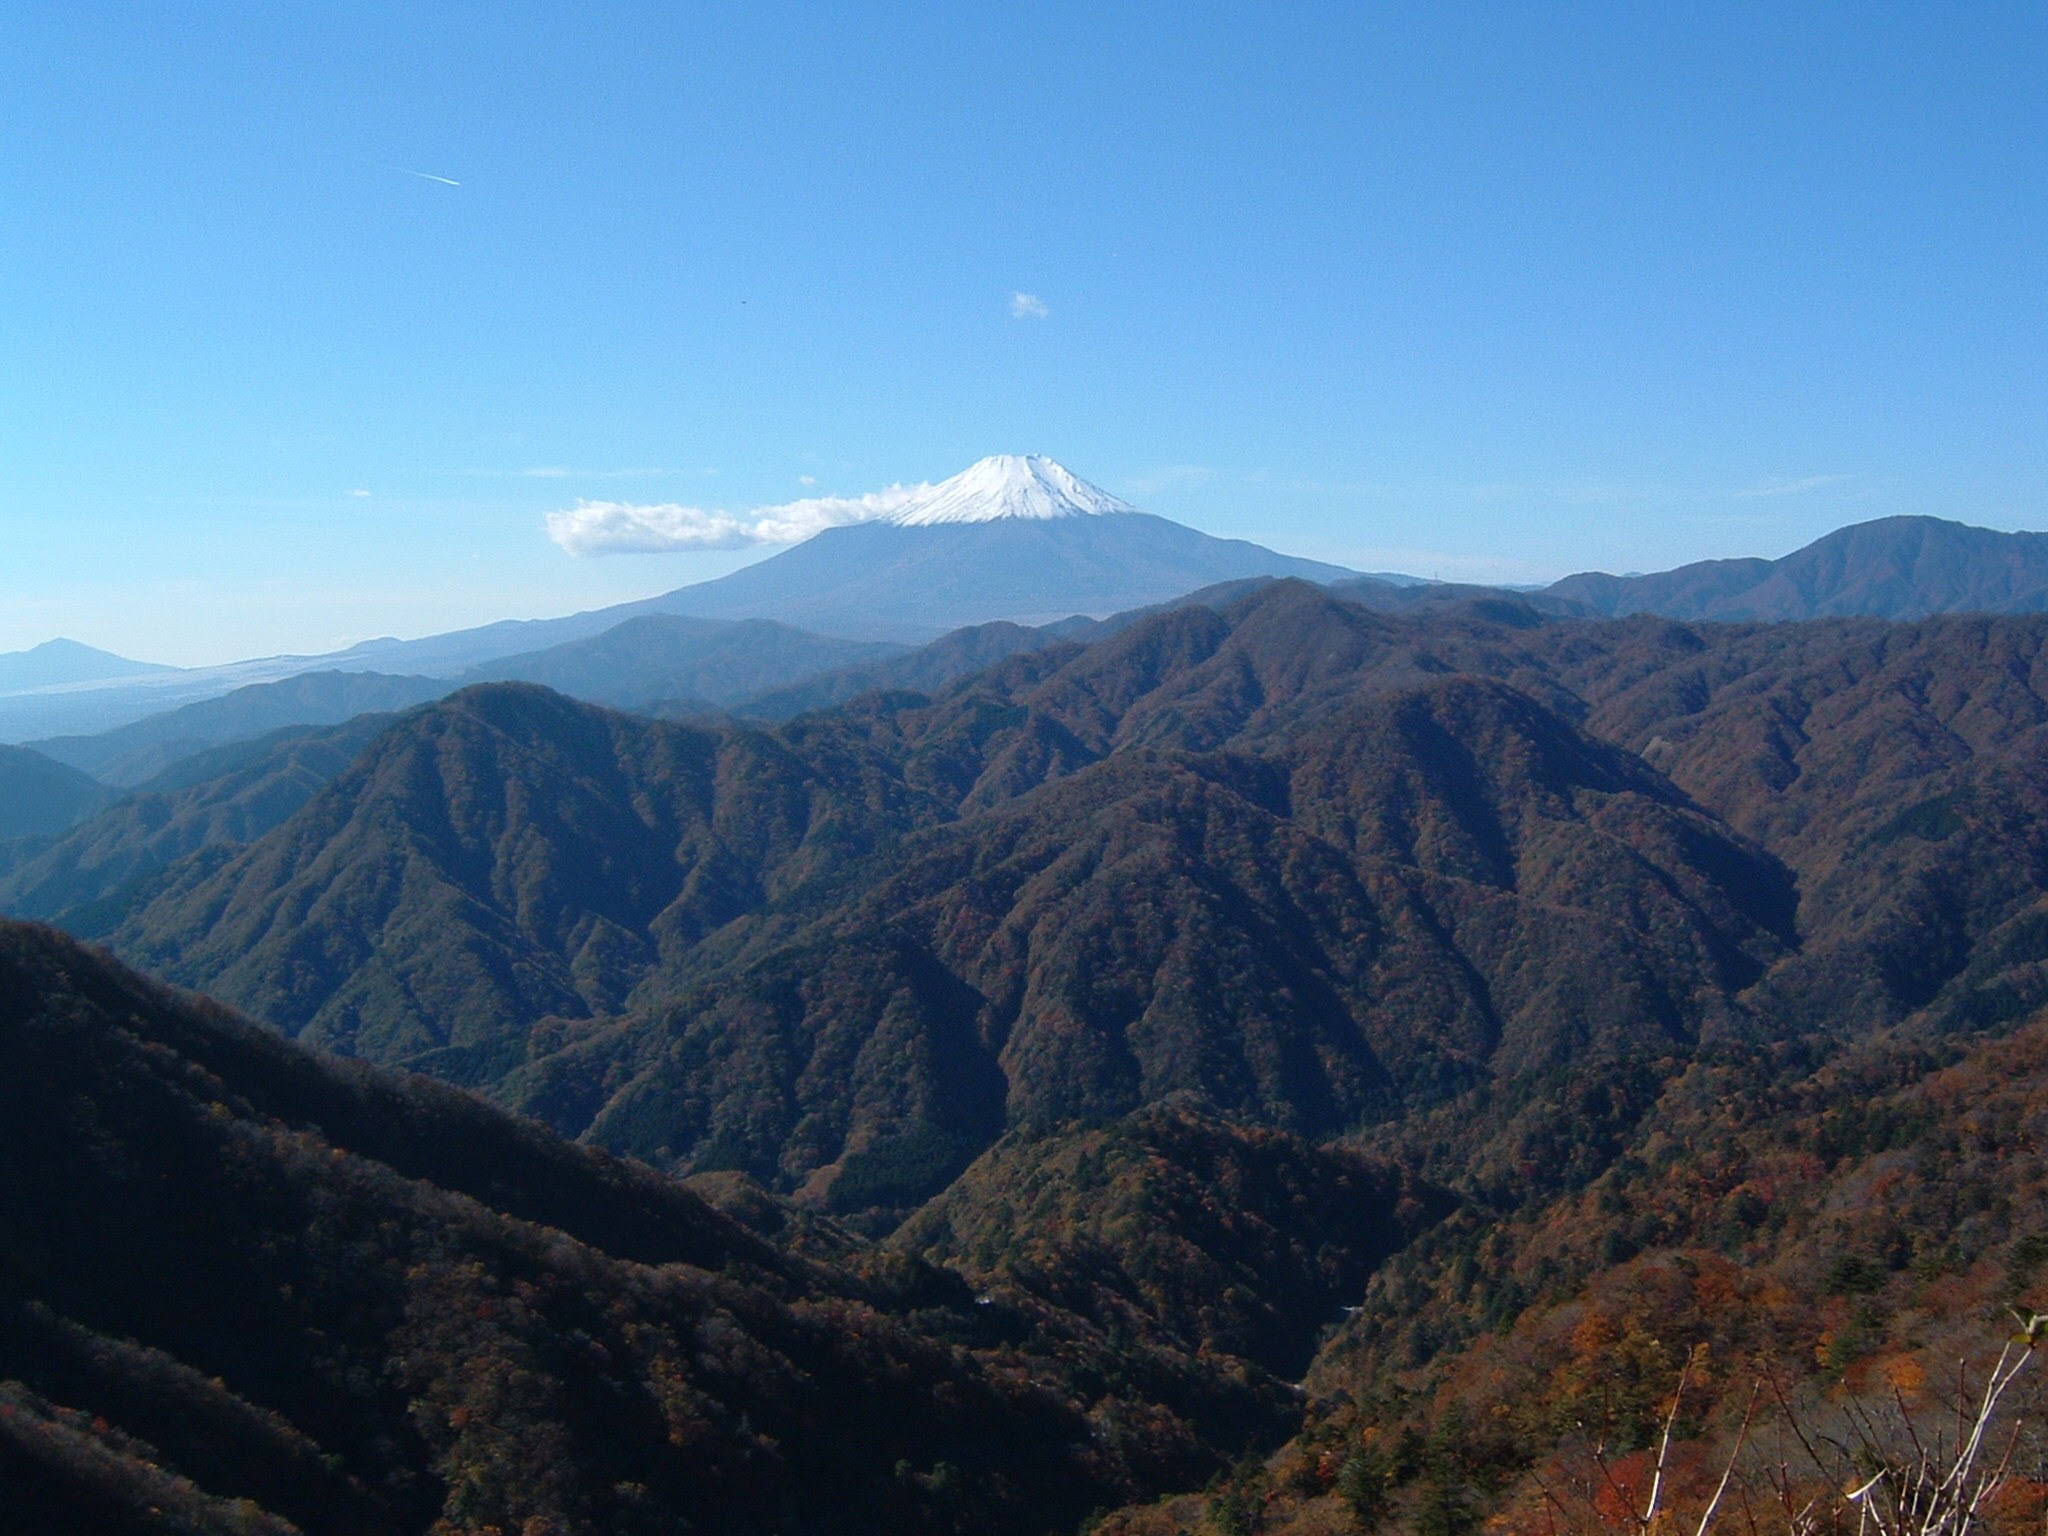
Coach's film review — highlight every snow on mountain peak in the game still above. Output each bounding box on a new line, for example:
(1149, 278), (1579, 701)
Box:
(888, 455), (1138, 526)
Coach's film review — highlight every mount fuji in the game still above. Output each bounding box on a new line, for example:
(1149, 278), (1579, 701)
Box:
(632, 454), (1357, 639)
(0, 458), (1353, 743)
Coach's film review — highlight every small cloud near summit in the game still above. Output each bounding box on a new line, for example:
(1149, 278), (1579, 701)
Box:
(1010, 292), (1050, 320)
(1735, 473), (1855, 499)
(546, 485), (928, 555)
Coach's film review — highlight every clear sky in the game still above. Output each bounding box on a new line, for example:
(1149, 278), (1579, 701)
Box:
(4, 3), (2044, 664)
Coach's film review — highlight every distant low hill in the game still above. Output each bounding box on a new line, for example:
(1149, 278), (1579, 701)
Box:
(1551, 513), (2048, 620)
(0, 747), (108, 842)
(24, 621), (899, 787)
(462, 613), (903, 710)
(0, 638), (174, 693)
(27, 671), (452, 786)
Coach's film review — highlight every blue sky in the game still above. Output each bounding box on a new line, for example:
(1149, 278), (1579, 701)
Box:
(4, 3), (2044, 664)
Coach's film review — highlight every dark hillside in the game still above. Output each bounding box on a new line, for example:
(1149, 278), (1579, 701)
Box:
(0, 920), (1310, 1535)
(899, 1104), (1450, 1379)
(113, 683), (951, 1063)
(18, 581), (2048, 1534)
(1529, 615), (2048, 1033)
(513, 673), (1791, 1210)
(81, 586), (1819, 1220)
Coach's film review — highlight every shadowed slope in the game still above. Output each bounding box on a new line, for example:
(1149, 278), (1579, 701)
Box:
(573, 674), (1789, 1206)
(115, 684), (947, 1068)
(0, 745), (108, 841)
(0, 714), (401, 930)
(0, 920), (1296, 1535)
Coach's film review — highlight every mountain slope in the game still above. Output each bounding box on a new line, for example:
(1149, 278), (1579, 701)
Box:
(645, 512), (1357, 640)
(83, 588), (2048, 1229)
(569, 673), (1789, 1204)
(1454, 612), (2048, 1041)
(0, 714), (402, 930)
(462, 613), (902, 710)
(1114, 999), (2048, 1536)
(27, 671), (452, 786)
(1551, 514), (2048, 621)
(0, 746), (109, 841)
(0, 919), (1312, 1535)
(113, 683), (951, 1066)
(733, 616), (1098, 721)
(896, 1103), (1450, 1378)
(108, 587), (1798, 1219)
(25, 617), (894, 791)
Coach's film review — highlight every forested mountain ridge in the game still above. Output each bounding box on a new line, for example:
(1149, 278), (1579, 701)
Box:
(89, 583), (1821, 1212)
(0, 744), (109, 842)
(111, 682), (956, 1060)
(0, 919), (1364, 1534)
(26, 671), (452, 787)
(1548, 514), (2048, 621)
(21, 584), (2048, 1222)
(12, 581), (2048, 1535)
(19, 589), (2048, 1187)
(563, 672), (1790, 1207)
(1098, 996), (2048, 1536)
(458, 613), (902, 711)
(0, 714), (404, 932)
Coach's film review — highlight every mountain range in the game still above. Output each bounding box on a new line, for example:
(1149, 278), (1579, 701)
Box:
(6, 451), (2046, 759)
(7, 571), (2048, 1533)
(14, 581), (2025, 1226)
(0, 746), (109, 841)
(21, 618), (900, 788)
(0, 917), (1343, 1534)
(0, 456), (1351, 742)
(1551, 511), (2048, 620)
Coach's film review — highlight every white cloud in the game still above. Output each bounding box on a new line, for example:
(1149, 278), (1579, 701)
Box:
(347, 488), (372, 498)
(545, 484), (930, 555)
(520, 466), (572, 479)
(1010, 291), (1049, 319)
(798, 474), (817, 487)
(1735, 473), (1855, 499)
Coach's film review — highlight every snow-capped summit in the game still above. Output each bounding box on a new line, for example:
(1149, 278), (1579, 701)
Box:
(889, 455), (1137, 526)
(628, 452), (1356, 639)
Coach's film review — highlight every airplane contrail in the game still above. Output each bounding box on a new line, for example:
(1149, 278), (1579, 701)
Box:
(364, 159), (461, 187)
